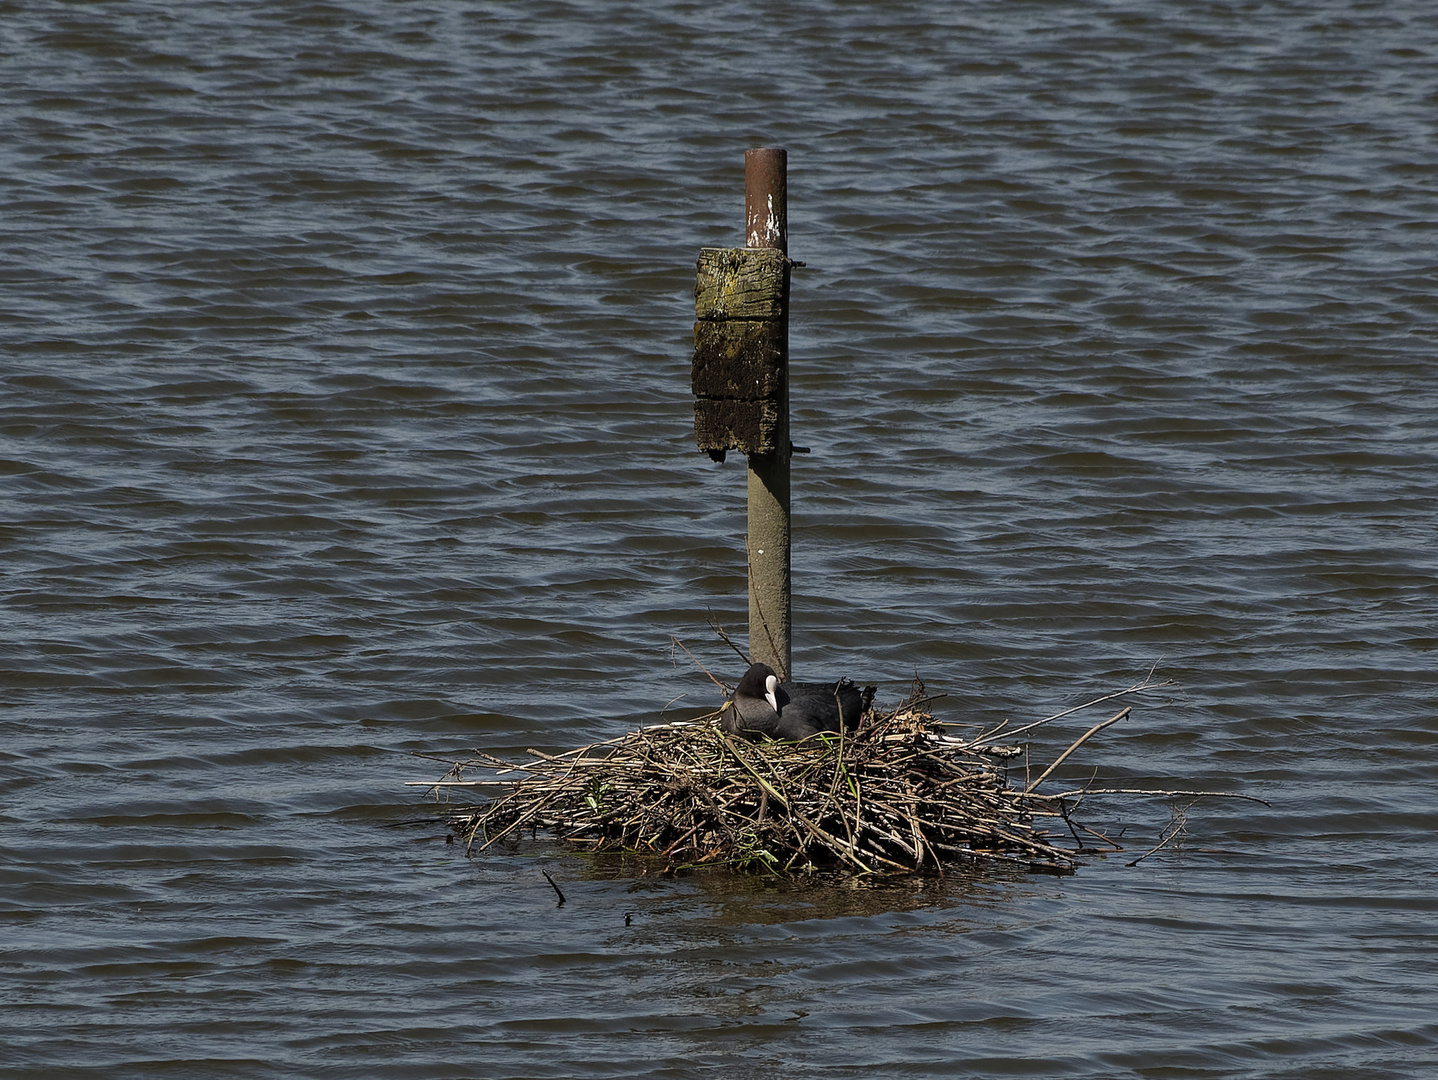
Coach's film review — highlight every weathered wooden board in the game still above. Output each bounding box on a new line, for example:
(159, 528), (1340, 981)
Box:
(691, 319), (785, 399)
(693, 396), (784, 455)
(691, 246), (789, 455)
(694, 247), (789, 321)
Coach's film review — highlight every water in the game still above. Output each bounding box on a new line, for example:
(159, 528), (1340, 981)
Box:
(3, 0), (1436, 1076)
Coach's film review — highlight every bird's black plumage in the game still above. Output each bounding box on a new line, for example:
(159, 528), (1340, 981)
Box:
(721, 662), (876, 741)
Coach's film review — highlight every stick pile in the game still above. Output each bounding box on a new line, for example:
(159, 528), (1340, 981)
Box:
(433, 683), (1086, 875)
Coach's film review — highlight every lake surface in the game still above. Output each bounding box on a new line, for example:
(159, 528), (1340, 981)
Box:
(3, 1), (1436, 1076)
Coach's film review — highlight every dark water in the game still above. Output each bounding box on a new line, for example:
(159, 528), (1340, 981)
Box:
(3, 0), (1436, 1076)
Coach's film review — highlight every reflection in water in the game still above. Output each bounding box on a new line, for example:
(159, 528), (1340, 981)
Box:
(583, 850), (1037, 928)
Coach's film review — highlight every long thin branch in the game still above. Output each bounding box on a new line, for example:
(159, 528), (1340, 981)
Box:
(971, 678), (1170, 747)
(705, 610), (752, 666)
(669, 636), (729, 692)
(1024, 707), (1131, 794)
(1029, 787), (1271, 807)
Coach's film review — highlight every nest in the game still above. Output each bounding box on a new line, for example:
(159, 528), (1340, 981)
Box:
(428, 681), (1123, 876)
(419, 672), (1269, 876)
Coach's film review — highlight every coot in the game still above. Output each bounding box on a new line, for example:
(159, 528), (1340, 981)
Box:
(721, 662), (876, 741)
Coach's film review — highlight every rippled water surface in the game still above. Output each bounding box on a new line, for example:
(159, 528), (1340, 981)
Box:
(3, 1), (1437, 1076)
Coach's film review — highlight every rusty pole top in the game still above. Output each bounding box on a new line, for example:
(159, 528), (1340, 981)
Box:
(745, 148), (788, 254)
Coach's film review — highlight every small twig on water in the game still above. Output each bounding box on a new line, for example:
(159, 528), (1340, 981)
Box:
(1036, 788), (1271, 807)
(542, 869), (566, 905)
(1126, 804), (1190, 867)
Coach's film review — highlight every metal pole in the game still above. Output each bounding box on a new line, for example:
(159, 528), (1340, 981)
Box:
(743, 148), (791, 680)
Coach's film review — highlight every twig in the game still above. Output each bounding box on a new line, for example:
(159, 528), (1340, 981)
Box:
(972, 679), (1170, 747)
(1126, 810), (1188, 867)
(541, 869), (566, 905)
(705, 610), (752, 666)
(1024, 707), (1131, 794)
(1032, 788), (1271, 807)
(669, 636), (729, 692)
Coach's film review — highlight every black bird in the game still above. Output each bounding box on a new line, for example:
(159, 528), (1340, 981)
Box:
(721, 662), (876, 741)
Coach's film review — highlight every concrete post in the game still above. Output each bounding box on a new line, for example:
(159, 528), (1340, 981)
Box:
(743, 148), (791, 680)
